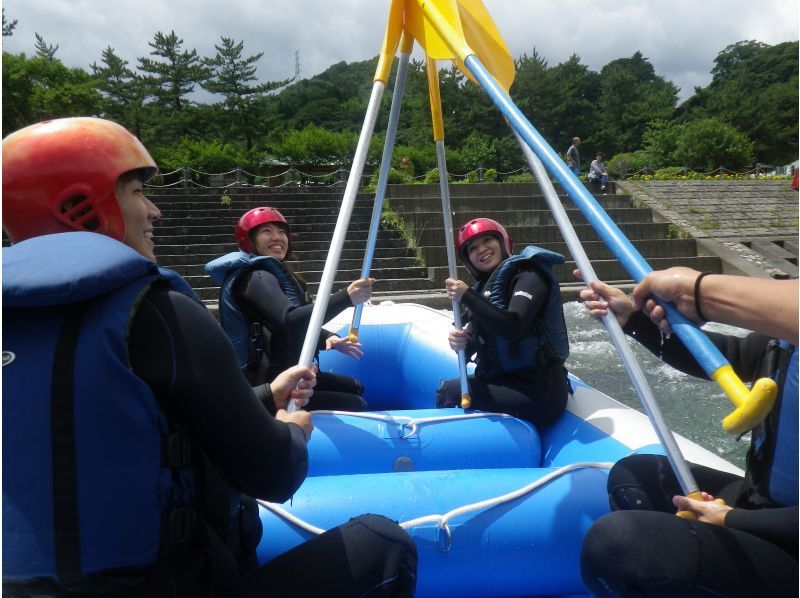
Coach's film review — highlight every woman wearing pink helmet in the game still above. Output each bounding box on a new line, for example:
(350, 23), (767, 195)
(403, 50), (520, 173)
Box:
(206, 206), (375, 412)
(438, 217), (571, 427)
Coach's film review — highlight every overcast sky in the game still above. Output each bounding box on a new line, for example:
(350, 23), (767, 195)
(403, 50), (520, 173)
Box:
(3, 0), (798, 103)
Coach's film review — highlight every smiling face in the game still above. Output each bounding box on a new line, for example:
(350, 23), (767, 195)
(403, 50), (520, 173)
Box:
(116, 170), (160, 262)
(466, 233), (503, 274)
(252, 222), (289, 260)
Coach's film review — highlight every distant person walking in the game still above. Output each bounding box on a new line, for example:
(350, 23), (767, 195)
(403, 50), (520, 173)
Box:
(566, 137), (581, 176)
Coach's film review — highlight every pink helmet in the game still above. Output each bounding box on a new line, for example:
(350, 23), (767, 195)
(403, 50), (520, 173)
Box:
(456, 218), (513, 278)
(2, 117), (157, 243)
(235, 206), (291, 255)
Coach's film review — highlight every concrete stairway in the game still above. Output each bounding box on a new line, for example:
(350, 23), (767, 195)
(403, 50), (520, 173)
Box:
(149, 183), (722, 308)
(383, 183), (721, 304)
(152, 187), (441, 305)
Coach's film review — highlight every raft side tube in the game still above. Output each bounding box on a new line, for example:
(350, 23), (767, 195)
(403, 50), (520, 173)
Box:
(307, 408), (542, 476)
(258, 466), (611, 597)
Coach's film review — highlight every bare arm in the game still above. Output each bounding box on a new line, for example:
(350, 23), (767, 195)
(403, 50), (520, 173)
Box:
(632, 267), (798, 344)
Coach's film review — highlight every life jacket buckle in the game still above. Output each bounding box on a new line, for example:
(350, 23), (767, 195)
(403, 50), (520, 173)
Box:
(163, 507), (198, 546)
(162, 433), (193, 468)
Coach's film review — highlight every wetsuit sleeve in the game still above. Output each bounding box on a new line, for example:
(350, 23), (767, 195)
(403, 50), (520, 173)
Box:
(726, 505), (798, 556)
(623, 311), (770, 381)
(129, 285), (307, 502)
(236, 269), (352, 349)
(460, 269), (550, 341)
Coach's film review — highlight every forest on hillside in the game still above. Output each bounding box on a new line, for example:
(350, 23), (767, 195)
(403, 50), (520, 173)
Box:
(3, 9), (798, 179)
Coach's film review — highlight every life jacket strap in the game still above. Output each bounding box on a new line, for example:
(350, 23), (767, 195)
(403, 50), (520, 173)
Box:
(51, 300), (92, 585)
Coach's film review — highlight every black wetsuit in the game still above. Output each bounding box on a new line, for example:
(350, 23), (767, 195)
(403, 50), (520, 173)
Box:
(234, 268), (367, 412)
(436, 268), (569, 427)
(580, 311), (798, 597)
(23, 285), (416, 597)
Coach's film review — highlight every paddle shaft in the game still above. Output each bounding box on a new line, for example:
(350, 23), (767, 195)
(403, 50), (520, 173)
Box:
(292, 80), (385, 411)
(515, 131), (699, 496)
(350, 48), (413, 339)
(428, 57), (471, 406)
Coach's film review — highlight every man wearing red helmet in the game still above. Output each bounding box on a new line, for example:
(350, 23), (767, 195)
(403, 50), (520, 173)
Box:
(206, 206), (375, 412)
(2, 118), (417, 596)
(438, 217), (571, 427)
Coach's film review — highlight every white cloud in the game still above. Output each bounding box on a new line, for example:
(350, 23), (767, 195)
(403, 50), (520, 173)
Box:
(3, 0), (798, 102)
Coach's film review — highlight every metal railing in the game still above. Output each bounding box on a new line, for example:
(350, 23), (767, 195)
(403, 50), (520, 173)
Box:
(144, 164), (793, 190)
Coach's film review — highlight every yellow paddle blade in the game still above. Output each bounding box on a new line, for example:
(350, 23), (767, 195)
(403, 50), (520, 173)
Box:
(711, 365), (778, 435)
(457, 0), (515, 92)
(405, 0), (515, 92)
(405, 0), (468, 61)
(374, 0), (406, 83)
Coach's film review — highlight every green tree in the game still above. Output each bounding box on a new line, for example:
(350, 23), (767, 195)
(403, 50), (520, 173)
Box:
(681, 41), (798, 165)
(138, 31), (210, 138)
(2, 52), (101, 136)
(202, 36), (292, 150)
(640, 120), (682, 168)
(592, 52), (678, 157)
(91, 46), (146, 137)
(3, 8), (18, 37)
(34, 32), (59, 61)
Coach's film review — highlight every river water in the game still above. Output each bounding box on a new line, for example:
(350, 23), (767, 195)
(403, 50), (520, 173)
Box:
(562, 301), (749, 469)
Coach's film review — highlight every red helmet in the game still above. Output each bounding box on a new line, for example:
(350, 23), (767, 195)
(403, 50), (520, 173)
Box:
(235, 206), (291, 255)
(2, 117), (157, 243)
(456, 218), (513, 278)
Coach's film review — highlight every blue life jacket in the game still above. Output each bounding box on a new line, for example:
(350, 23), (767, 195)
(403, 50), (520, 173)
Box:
(763, 343), (798, 506)
(471, 246), (569, 377)
(1, 232), (215, 584)
(205, 252), (308, 371)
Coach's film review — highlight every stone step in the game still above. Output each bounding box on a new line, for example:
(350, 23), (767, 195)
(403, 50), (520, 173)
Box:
(176, 257), (422, 278)
(156, 247), (417, 268)
(418, 238), (701, 266)
(154, 232), (407, 255)
(151, 196), (374, 209)
(147, 188), (366, 200)
(396, 207), (653, 228)
(158, 245), (416, 271)
(156, 204), (378, 219)
(427, 255), (722, 285)
(155, 218), (379, 236)
(415, 222), (671, 247)
(383, 182), (618, 199)
(386, 194), (632, 212)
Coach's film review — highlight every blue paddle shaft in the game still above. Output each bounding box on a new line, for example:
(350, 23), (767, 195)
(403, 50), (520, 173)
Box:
(464, 54), (726, 378)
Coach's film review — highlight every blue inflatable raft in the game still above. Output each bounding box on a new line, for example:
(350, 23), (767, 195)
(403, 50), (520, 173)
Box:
(256, 303), (743, 597)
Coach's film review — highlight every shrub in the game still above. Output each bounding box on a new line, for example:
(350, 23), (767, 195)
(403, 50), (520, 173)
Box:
(153, 138), (248, 174)
(607, 151), (652, 177)
(673, 118), (754, 171)
(502, 172), (534, 183)
(483, 168), (498, 182)
(424, 168), (450, 184)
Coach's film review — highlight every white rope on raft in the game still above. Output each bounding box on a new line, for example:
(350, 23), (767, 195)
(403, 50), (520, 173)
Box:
(257, 461), (615, 547)
(308, 409), (517, 438)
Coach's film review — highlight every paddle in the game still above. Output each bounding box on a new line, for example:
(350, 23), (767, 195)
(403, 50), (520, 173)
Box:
(514, 131), (703, 509)
(426, 55), (471, 409)
(348, 32), (414, 343)
(410, 0), (777, 435)
(291, 2), (403, 411)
